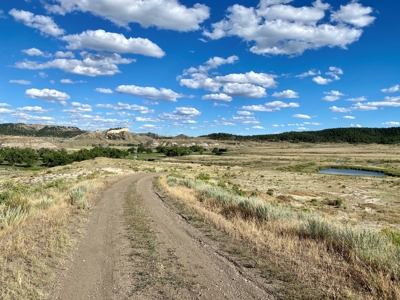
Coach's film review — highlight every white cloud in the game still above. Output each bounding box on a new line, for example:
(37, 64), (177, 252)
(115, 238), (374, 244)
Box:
(64, 102), (92, 113)
(312, 76), (333, 85)
(16, 52), (134, 77)
(22, 48), (49, 57)
(159, 107), (201, 121)
(0, 108), (14, 114)
(137, 124), (162, 131)
(329, 106), (352, 113)
(45, 0), (210, 32)
(222, 83), (266, 98)
(183, 55), (239, 75)
(16, 106), (49, 113)
(347, 96), (366, 102)
(97, 102), (154, 114)
(9, 79), (31, 85)
(61, 78), (86, 84)
(329, 66), (343, 75)
(343, 116), (355, 119)
(293, 114), (311, 119)
(215, 71), (277, 88)
(272, 89), (299, 98)
(242, 100), (298, 112)
(39, 72), (48, 78)
(202, 93), (232, 102)
(304, 122), (322, 126)
(213, 102), (229, 107)
(350, 124), (362, 128)
(55, 51), (75, 58)
(351, 102), (378, 111)
(253, 126), (264, 130)
(9, 9), (65, 36)
(95, 88), (113, 94)
(0, 103), (11, 107)
(237, 111), (254, 116)
(296, 69), (320, 78)
(323, 90), (345, 101)
(134, 117), (160, 122)
(25, 88), (70, 102)
(11, 112), (55, 123)
(203, 1), (374, 56)
(62, 30), (165, 58)
(143, 100), (159, 106)
(232, 115), (260, 124)
(331, 2), (375, 27)
(116, 85), (181, 102)
(381, 84), (400, 93)
(382, 122), (400, 127)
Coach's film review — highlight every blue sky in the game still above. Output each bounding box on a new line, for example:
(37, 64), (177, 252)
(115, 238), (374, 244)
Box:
(0, 0), (399, 136)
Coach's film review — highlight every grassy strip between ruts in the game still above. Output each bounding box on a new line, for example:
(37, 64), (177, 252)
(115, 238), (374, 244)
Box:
(160, 174), (400, 299)
(124, 183), (193, 298)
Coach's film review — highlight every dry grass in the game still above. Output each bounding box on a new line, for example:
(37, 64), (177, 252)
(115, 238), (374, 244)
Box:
(160, 175), (400, 299)
(0, 169), (106, 299)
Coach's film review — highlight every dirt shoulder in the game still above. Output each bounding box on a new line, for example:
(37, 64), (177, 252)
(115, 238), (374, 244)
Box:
(49, 173), (274, 299)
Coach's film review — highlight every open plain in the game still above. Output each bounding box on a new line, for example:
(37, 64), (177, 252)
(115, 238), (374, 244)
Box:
(0, 141), (399, 299)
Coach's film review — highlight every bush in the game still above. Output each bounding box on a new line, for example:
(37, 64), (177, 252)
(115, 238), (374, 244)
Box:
(197, 173), (210, 181)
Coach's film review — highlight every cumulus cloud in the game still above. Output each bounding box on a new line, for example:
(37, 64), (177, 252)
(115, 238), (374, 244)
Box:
(22, 48), (50, 57)
(95, 88), (113, 94)
(203, 1), (374, 56)
(179, 56), (276, 99)
(25, 88), (70, 102)
(11, 112), (54, 122)
(350, 124), (362, 128)
(63, 102), (92, 113)
(323, 90), (345, 101)
(116, 85), (182, 102)
(331, 2), (375, 27)
(312, 76), (333, 85)
(382, 122), (400, 127)
(237, 111), (254, 116)
(137, 124), (162, 131)
(55, 51), (75, 58)
(134, 117), (160, 122)
(242, 100), (299, 112)
(215, 71), (277, 88)
(159, 107), (201, 121)
(253, 126), (264, 130)
(45, 0), (210, 32)
(296, 69), (321, 78)
(381, 84), (400, 93)
(60, 78), (86, 84)
(293, 114), (311, 119)
(343, 115), (355, 119)
(222, 83), (266, 98)
(9, 9), (65, 36)
(16, 106), (49, 113)
(16, 52), (134, 77)
(202, 93), (232, 102)
(329, 106), (352, 113)
(9, 79), (31, 85)
(62, 30), (165, 58)
(347, 96), (366, 102)
(272, 89), (299, 98)
(97, 102), (154, 114)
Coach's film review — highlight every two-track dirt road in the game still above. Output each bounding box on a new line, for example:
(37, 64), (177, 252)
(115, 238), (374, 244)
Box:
(50, 174), (273, 299)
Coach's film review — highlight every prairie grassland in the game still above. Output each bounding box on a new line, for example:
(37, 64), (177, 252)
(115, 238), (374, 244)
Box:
(160, 174), (400, 299)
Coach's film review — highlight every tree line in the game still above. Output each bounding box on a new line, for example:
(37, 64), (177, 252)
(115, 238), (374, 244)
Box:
(202, 127), (400, 144)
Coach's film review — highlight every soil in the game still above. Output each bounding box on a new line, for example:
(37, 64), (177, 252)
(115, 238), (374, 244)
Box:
(49, 174), (274, 299)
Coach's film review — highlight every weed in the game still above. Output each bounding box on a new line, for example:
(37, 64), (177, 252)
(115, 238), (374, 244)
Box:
(267, 188), (274, 196)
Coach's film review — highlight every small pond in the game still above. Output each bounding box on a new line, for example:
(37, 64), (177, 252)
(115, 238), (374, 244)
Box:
(318, 168), (385, 177)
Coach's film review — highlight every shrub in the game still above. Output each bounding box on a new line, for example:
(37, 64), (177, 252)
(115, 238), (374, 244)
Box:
(267, 188), (274, 196)
(197, 173), (210, 181)
(69, 185), (89, 209)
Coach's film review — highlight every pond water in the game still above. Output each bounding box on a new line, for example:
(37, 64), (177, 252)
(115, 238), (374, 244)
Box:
(318, 168), (385, 177)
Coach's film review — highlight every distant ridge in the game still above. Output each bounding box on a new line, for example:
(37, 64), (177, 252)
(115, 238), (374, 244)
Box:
(201, 127), (400, 144)
(0, 123), (86, 138)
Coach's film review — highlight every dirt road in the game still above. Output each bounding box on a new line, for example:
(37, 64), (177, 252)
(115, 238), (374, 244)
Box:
(51, 174), (273, 299)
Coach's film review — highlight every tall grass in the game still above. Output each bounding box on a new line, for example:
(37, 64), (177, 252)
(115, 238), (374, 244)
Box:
(167, 175), (400, 279)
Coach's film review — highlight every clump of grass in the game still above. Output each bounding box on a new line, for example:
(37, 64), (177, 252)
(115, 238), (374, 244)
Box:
(69, 184), (89, 209)
(327, 198), (345, 207)
(267, 188), (274, 196)
(196, 173), (210, 181)
(0, 205), (31, 229)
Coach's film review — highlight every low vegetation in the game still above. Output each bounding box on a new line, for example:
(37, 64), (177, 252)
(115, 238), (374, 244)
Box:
(162, 174), (400, 298)
(0, 172), (104, 299)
